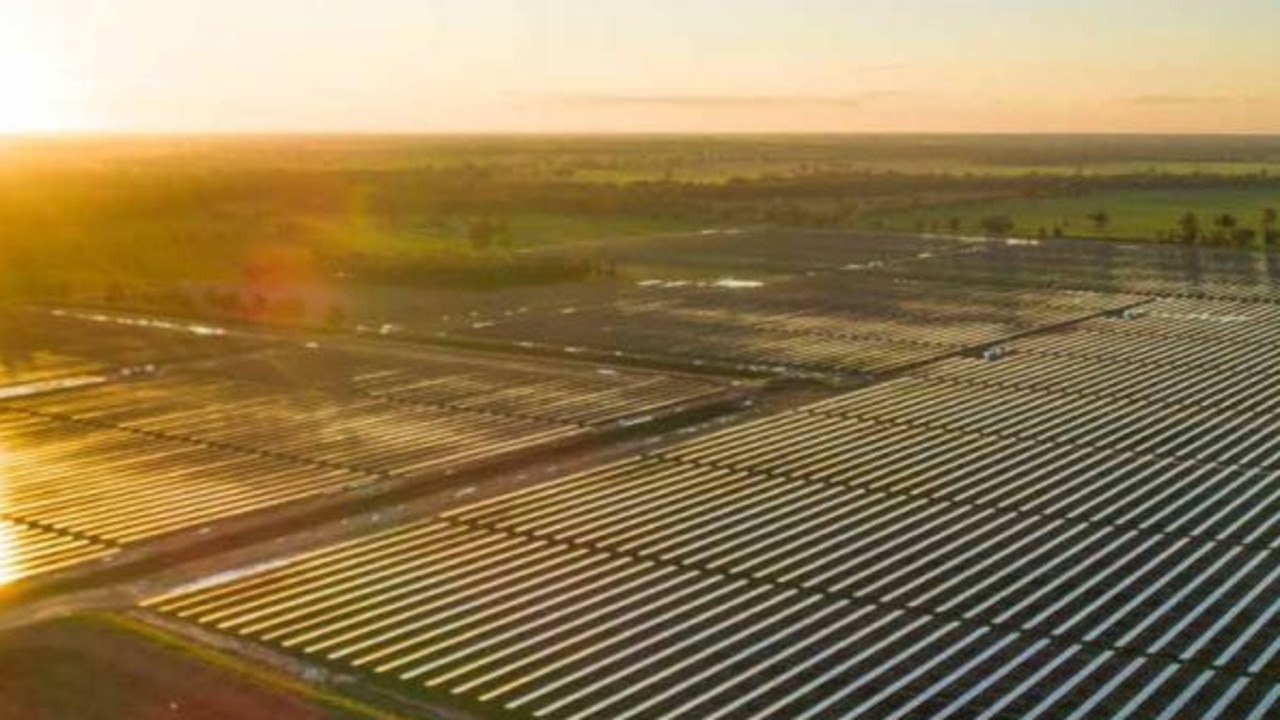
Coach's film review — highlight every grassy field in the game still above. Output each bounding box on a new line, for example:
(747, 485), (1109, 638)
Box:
(0, 614), (394, 720)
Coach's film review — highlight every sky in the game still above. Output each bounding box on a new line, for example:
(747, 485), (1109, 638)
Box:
(3, 0), (1280, 134)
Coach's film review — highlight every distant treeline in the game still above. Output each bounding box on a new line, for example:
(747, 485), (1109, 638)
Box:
(363, 166), (1280, 217)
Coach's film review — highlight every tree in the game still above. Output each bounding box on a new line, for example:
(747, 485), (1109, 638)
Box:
(1263, 207), (1279, 244)
(947, 217), (963, 234)
(1177, 212), (1201, 243)
(979, 215), (1015, 237)
(1232, 228), (1258, 246)
(1212, 213), (1239, 245)
(1087, 210), (1111, 233)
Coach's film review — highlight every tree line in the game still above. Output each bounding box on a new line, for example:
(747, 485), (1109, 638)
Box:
(956, 207), (1280, 246)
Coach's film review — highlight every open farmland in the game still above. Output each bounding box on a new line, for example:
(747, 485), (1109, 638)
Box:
(138, 232), (1280, 719)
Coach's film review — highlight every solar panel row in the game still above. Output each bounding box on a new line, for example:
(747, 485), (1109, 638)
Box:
(809, 378), (1280, 470)
(1014, 328), (1280, 371)
(0, 309), (255, 388)
(188, 345), (725, 427)
(1085, 298), (1280, 344)
(918, 354), (1279, 414)
(5, 376), (582, 477)
(0, 518), (117, 585)
(898, 268), (1280, 303)
(349, 368), (721, 427)
(889, 241), (1280, 302)
(0, 410), (368, 544)
(0, 352), (103, 389)
(601, 229), (956, 274)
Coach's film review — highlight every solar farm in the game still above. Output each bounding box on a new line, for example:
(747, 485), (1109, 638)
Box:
(5, 229), (1280, 719)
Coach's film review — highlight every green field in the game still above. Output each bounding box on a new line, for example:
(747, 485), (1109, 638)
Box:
(862, 187), (1280, 242)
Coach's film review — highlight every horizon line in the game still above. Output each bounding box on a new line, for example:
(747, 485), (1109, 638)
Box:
(4, 129), (1280, 141)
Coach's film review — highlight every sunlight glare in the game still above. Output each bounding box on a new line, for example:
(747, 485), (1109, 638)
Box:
(0, 15), (72, 133)
(0, 522), (15, 586)
(0, 444), (12, 585)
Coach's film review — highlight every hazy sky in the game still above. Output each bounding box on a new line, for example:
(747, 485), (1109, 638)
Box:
(5, 0), (1280, 133)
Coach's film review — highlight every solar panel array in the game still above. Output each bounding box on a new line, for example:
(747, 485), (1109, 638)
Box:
(598, 228), (959, 274)
(0, 518), (118, 585)
(386, 231), (1278, 378)
(455, 277), (1139, 376)
(183, 346), (725, 427)
(149, 294), (1280, 719)
(0, 352), (102, 389)
(0, 410), (369, 546)
(0, 309), (248, 389)
(0, 329), (726, 586)
(5, 376), (585, 477)
(889, 239), (1280, 302)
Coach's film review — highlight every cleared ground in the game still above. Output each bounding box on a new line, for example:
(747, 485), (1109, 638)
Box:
(0, 614), (389, 720)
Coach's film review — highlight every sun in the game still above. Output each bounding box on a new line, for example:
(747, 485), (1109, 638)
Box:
(0, 18), (73, 133)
